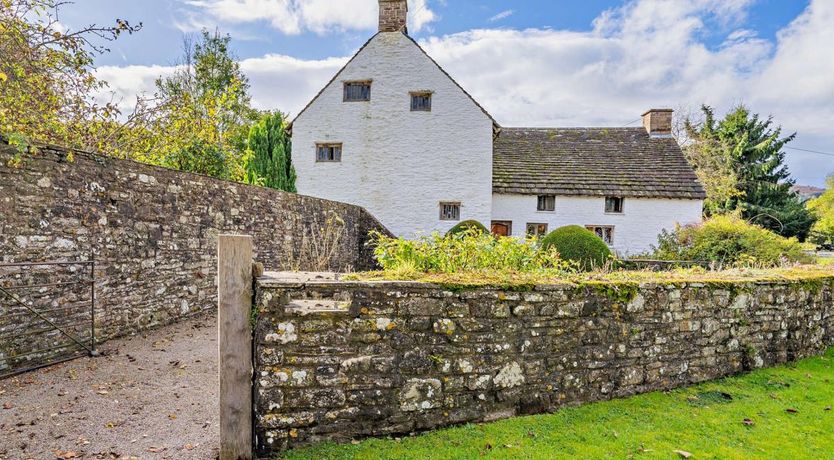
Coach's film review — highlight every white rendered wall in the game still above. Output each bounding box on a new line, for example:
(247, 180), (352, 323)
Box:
(491, 194), (704, 255)
(292, 32), (494, 237)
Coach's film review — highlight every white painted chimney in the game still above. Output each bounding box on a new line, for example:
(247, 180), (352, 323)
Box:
(642, 109), (673, 138)
(379, 0), (408, 33)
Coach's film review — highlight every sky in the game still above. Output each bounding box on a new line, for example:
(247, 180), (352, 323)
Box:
(57, 0), (833, 186)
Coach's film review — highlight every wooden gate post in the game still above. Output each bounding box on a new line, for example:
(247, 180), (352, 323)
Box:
(218, 235), (254, 460)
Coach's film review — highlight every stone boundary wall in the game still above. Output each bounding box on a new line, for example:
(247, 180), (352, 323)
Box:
(0, 142), (388, 374)
(253, 274), (834, 453)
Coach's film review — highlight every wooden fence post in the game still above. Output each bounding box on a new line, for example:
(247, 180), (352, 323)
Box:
(218, 235), (254, 460)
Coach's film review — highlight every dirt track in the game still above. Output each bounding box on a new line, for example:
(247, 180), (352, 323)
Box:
(0, 314), (218, 460)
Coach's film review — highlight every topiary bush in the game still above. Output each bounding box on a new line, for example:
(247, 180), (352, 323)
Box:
(540, 225), (612, 271)
(653, 215), (812, 267)
(445, 220), (488, 237)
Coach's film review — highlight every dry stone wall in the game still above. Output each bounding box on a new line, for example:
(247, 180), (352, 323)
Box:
(0, 142), (388, 374)
(253, 275), (834, 453)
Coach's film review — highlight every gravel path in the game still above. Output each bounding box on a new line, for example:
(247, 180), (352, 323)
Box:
(0, 314), (219, 460)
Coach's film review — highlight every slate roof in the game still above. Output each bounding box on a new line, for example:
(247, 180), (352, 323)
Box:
(493, 127), (707, 200)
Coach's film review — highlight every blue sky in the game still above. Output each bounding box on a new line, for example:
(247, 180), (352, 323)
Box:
(64, 0), (809, 65)
(60, 0), (833, 186)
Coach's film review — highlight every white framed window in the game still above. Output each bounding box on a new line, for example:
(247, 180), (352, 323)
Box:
(537, 195), (555, 212)
(439, 202), (461, 221)
(586, 225), (614, 245)
(605, 196), (624, 214)
(410, 92), (432, 111)
(343, 81), (371, 102)
(316, 143), (342, 162)
(526, 223), (548, 237)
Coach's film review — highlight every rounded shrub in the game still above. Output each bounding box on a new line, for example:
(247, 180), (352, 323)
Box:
(445, 220), (488, 237)
(540, 225), (612, 271)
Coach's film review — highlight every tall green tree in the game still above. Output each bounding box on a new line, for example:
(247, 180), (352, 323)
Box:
(685, 105), (816, 240)
(144, 29), (259, 180)
(245, 112), (297, 192)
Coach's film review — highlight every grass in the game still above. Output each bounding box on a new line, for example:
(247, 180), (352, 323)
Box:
(818, 257), (834, 267)
(345, 265), (834, 289)
(280, 348), (834, 459)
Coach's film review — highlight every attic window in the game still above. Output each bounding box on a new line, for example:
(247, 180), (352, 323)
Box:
(411, 92), (432, 111)
(439, 202), (461, 221)
(344, 81), (371, 101)
(537, 195), (555, 212)
(605, 196), (624, 214)
(316, 143), (342, 162)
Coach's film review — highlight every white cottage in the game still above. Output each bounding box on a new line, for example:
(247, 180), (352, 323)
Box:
(290, 0), (705, 255)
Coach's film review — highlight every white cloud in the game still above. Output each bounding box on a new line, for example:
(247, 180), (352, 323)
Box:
(96, 0), (834, 185)
(181, 0), (437, 35)
(488, 9), (514, 23)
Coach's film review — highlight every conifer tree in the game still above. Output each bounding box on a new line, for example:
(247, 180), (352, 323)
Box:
(245, 112), (296, 192)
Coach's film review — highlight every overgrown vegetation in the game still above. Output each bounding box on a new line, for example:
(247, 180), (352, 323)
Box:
(653, 215), (812, 267)
(540, 225), (612, 271)
(282, 347), (834, 460)
(370, 230), (575, 277)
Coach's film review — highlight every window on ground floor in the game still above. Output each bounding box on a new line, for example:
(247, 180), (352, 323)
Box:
(439, 202), (461, 221)
(491, 221), (512, 237)
(526, 223), (548, 237)
(586, 225), (614, 245)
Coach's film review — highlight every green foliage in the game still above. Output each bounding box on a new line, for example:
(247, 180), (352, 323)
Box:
(244, 112), (296, 192)
(540, 225), (612, 271)
(162, 141), (230, 179)
(370, 230), (574, 276)
(0, 0), (140, 153)
(653, 215), (812, 267)
(283, 347), (834, 460)
(685, 105), (816, 240)
(445, 220), (488, 237)
(807, 174), (834, 246)
(142, 29), (260, 181)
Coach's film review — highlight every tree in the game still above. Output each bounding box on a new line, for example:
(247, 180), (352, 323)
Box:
(244, 112), (296, 192)
(678, 108), (742, 215)
(808, 174), (834, 246)
(143, 29), (259, 180)
(684, 105), (816, 240)
(0, 0), (141, 156)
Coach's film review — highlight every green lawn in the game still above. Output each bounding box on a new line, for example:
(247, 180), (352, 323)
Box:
(281, 348), (834, 460)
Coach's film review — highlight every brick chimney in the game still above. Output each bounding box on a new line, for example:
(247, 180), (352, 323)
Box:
(642, 109), (673, 138)
(379, 0), (408, 33)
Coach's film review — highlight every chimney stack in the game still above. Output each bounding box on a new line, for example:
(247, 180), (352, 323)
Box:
(642, 109), (673, 138)
(379, 0), (408, 33)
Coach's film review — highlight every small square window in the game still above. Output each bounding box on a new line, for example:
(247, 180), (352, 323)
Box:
(344, 81), (371, 102)
(586, 225), (614, 245)
(537, 195), (555, 212)
(316, 143), (342, 162)
(439, 202), (461, 221)
(605, 196), (624, 213)
(411, 92), (432, 111)
(526, 223), (548, 237)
